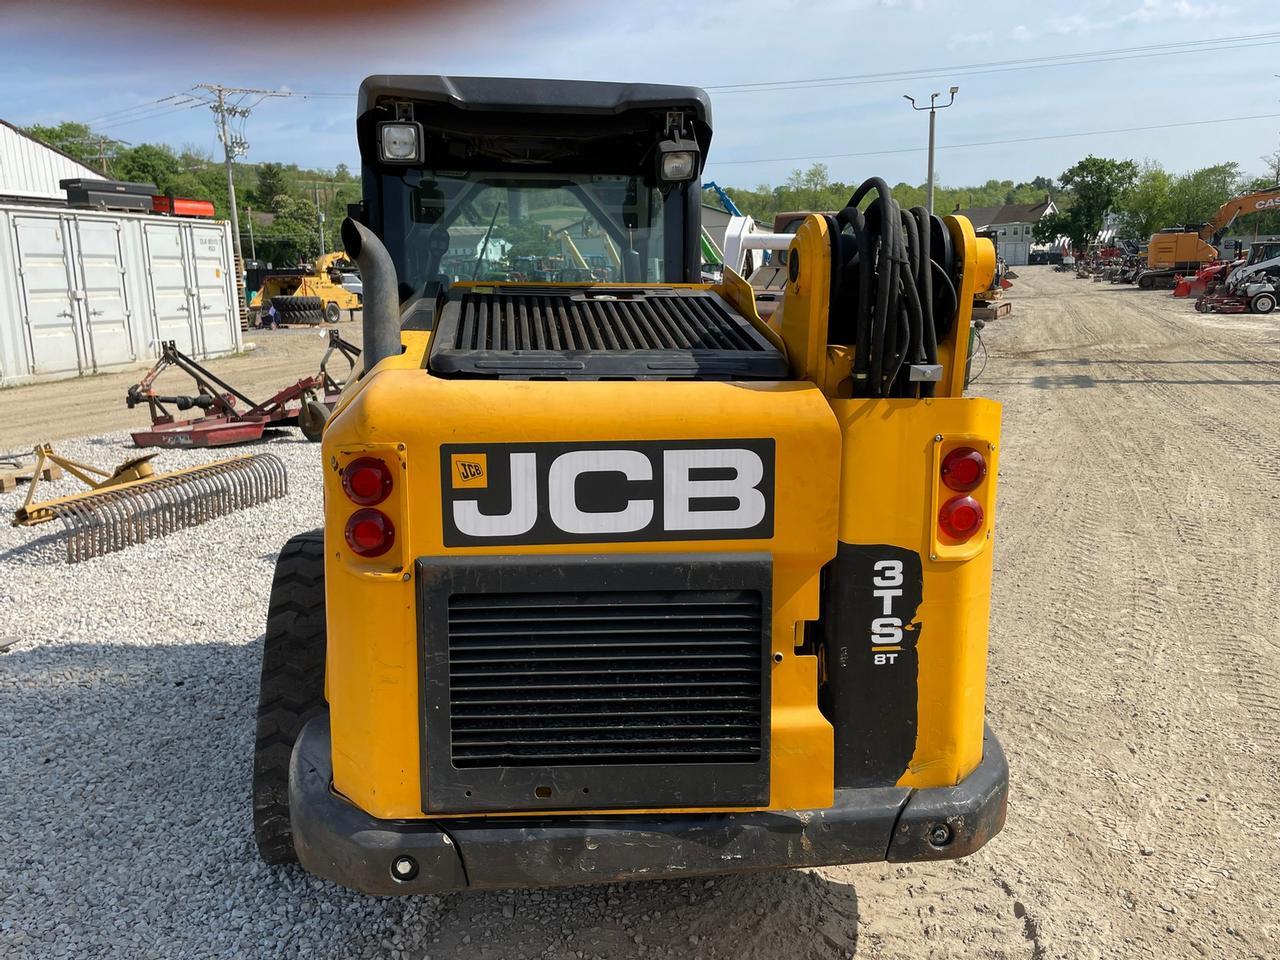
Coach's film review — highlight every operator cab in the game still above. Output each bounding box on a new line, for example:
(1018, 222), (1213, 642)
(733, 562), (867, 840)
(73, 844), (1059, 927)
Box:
(1246, 239), (1280, 266)
(353, 75), (712, 329)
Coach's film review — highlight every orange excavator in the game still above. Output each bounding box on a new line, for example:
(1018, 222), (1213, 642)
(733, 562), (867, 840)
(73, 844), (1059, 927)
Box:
(1137, 186), (1280, 290)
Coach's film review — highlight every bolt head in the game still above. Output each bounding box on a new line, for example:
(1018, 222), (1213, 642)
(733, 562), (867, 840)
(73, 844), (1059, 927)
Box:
(391, 855), (418, 881)
(929, 824), (954, 847)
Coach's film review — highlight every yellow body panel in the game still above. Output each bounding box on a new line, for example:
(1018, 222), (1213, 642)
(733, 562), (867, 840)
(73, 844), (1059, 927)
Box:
(1146, 232), (1218, 270)
(831, 397), (1000, 787)
(319, 213), (999, 821)
(323, 376), (841, 819)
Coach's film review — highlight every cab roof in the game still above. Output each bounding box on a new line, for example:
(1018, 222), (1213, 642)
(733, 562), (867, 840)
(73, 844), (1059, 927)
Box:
(357, 75), (712, 127)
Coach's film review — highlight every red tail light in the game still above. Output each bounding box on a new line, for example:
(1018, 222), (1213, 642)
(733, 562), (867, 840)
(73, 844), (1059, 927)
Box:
(345, 508), (395, 557)
(941, 446), (986, 492)
(342, 457), (393, 506)
(938, 495), (984, 540)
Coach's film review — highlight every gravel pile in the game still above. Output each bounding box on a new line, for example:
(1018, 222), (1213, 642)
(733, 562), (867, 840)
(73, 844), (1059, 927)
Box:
(0, 431), (862, 960)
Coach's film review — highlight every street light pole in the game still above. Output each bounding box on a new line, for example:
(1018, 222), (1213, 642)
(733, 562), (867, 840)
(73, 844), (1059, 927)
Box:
(903, 87), (959, 215)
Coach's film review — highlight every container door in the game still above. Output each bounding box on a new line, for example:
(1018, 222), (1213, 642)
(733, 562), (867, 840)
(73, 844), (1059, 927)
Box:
(185, 223), (237, 355)
(12, 215), (85, 375)
(72, 216), (135, 370)
(143, 221), (199, 353)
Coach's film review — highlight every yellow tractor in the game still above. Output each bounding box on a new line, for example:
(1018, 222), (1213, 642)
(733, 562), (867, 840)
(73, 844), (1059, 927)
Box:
(249, 251), (362, 325)
(252, 75), (1008, 893)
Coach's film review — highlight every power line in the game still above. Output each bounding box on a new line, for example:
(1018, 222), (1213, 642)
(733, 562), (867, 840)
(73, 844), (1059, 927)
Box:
(707, 34), (1280, 94)
(93, 99), (214, 133)
(194, 83), (293, 300)
(708, 32), (1280, 89)
(708, 112), (1280, 167)
(83, 94), (184, 126)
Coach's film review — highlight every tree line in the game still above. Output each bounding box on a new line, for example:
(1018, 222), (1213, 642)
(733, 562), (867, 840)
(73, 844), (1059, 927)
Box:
(717, 150), (1280, 251)
(25, 121), (359, 264)
(28, 119), (1280, 260)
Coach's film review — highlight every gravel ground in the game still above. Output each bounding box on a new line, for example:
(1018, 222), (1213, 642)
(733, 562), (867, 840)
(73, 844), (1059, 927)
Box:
(2, 268), (1278, 958)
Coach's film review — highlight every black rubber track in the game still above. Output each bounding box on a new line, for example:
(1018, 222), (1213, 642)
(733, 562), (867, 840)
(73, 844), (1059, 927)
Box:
(252, 530), (327, 864)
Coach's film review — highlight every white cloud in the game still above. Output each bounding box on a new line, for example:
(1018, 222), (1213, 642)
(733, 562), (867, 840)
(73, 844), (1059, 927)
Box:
(1123, 0), (1231, 22)
(948, 30), (995, 49)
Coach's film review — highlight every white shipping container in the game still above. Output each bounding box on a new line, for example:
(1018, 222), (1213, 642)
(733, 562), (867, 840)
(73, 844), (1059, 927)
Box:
(0, 202), (240, 387)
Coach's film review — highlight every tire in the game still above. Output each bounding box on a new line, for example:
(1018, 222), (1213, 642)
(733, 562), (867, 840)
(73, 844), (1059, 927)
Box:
(1251, 292), (1276, 314)
(270, 295), (324, 326)
(323, 301), (341, 324)
(253, 530), (326, 865)
(1137, 273), (1155, 290)
(299, 399), (329, 442)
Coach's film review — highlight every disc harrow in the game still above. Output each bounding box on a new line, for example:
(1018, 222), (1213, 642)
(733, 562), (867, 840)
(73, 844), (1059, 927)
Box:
(12, 446), (288, 563)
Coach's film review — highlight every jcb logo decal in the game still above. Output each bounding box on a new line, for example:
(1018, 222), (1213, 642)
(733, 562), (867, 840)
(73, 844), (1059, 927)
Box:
(440, 440), (774, 546)
(451, 454), (487, 488)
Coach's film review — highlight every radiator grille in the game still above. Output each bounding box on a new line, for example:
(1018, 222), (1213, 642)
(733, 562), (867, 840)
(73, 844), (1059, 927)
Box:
(446, 589), (765, 769)
(427, 287), (789, 380)
(452, 291), (766, 352)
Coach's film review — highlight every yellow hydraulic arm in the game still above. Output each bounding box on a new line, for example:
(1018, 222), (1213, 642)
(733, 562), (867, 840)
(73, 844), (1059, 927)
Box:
(1200, 187), (1280, 241)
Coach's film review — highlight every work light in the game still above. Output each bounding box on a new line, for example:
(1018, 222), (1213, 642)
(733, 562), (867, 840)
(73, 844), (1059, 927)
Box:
(656, 137), (699, 183)
(379, 122), (422, 163)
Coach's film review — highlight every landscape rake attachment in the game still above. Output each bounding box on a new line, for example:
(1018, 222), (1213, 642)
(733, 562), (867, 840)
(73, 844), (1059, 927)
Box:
(11, 444), (287, 563)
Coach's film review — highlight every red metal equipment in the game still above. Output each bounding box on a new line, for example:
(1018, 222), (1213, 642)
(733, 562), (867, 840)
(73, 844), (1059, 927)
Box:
(151, 195), (216, 218)
(125, 334), (359, 448)
(1173, 260), (1234, 299)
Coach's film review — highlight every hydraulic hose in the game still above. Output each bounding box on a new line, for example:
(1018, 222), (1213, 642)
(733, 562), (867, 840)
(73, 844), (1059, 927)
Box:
(830, 178), (956, 398)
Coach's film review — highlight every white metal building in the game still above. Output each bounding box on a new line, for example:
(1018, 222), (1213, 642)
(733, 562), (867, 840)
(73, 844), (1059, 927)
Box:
(0, 122), (240, 388)
(0, 119), (105, 201)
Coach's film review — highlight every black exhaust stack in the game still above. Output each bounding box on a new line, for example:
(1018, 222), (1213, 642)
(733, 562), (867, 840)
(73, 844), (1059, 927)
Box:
(341, 218), (401, 376)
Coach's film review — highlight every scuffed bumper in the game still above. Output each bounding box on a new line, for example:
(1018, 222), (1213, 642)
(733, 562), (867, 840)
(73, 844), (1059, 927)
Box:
(289, 715), (1008, 895)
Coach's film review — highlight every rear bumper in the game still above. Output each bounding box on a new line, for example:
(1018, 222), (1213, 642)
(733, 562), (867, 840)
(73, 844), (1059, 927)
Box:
(289, 715), (1008, 895)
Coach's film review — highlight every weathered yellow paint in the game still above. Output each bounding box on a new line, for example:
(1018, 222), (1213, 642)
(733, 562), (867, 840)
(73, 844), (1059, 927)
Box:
(323, 376), (840, 819)
(779, 214), (833, 386)
(830, 396), (1001, 788)
(319, 209), (998, 820)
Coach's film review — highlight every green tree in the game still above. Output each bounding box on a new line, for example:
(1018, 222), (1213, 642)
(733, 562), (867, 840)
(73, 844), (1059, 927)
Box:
(23, 121), (97, 165)
(253, 162), (292, 210)
(1167, 162), (1239, 227)
(1116, 161), (1175, 240)
(113, 143), (180, 190)
(269, 195), (323, 261)
(1033, 155), (1137, 248)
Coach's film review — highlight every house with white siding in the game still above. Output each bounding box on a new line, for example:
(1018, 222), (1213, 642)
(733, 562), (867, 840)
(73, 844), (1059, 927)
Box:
(952, 197), (1056, 266)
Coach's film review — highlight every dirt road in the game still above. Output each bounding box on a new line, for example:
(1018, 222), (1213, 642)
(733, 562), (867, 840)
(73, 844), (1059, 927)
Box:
(382, 270), (1280, 959)
(819, 267), (1280, 959)
(0, 322), (360, 449)
(3, 269), (1278, 958)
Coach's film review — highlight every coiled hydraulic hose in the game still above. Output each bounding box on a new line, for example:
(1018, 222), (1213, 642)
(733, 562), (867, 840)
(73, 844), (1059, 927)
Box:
(829, 178), (957, 398)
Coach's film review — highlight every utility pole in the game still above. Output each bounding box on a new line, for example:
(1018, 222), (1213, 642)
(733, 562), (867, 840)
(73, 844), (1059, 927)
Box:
(246, 205), (257, 261)
(196, 83), (290, 281)
(903, 87), (959, 214)
(66, 135), (128, 176)
(313, 181), (325, 254)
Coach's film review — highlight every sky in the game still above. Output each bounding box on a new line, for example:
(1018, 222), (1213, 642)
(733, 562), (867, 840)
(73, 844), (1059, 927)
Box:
(3, 0), (1279, 191)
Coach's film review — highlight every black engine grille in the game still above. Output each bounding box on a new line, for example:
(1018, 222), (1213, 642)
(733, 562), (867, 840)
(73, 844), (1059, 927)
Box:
(427, 287), (788, 381)
(418, 554), (772, 812)
(447, 590), (764, 768)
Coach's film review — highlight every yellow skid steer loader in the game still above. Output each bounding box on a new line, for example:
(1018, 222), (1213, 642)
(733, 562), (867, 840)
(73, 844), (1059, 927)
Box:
(251, 75), (1007, 894)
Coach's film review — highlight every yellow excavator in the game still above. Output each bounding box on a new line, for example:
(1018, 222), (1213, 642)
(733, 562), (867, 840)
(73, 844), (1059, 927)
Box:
(1137, 186), (1280, 289)
(250, 74), (1007, 894)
